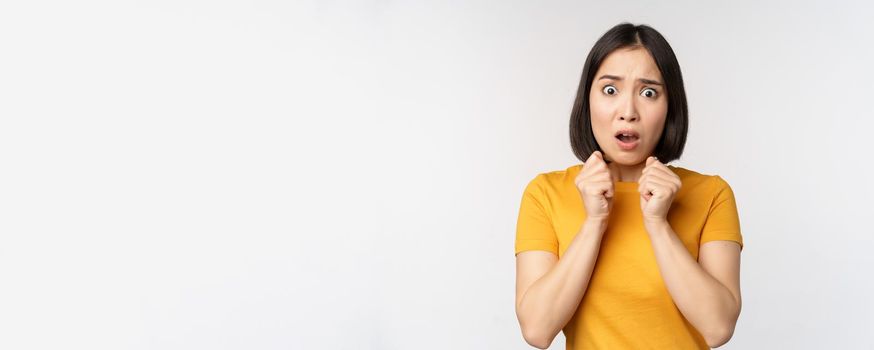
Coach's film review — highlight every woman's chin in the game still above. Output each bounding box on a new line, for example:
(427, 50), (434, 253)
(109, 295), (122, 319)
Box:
(605, 152), (646, 166)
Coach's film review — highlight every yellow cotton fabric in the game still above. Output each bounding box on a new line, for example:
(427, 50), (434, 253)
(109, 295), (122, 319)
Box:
(515, 163), (743, 349)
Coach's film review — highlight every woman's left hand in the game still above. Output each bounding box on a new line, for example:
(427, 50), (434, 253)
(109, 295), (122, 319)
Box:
(639, 156), (682, 224)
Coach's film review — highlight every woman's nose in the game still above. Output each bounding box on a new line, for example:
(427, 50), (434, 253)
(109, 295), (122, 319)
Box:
(619, 96), (639, 121)
(620, 114), (638, 121)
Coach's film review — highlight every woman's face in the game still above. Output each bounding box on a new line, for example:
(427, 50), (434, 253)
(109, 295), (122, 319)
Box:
(589, 46), (668, 165)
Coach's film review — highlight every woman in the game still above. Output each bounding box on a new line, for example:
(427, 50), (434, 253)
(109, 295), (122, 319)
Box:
(514, 23), (743, 349)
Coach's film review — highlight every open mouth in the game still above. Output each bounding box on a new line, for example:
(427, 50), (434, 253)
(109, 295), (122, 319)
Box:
(615, 129), (640, 141)
(615, 129), (640, 150)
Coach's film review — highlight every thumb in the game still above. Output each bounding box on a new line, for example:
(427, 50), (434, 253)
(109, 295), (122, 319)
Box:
(585, 151), (602, 164)
(646, 156), (656, 166)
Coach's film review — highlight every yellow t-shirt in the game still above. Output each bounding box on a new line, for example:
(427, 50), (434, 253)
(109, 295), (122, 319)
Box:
(515, 163), (743, 349)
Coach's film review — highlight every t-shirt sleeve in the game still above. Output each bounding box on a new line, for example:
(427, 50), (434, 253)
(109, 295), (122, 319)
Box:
(514, 174), (559, 256)
(700, 175), (744, 251)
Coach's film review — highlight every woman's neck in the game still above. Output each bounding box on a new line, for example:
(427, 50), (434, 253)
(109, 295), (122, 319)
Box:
(607, 161), (646, 183)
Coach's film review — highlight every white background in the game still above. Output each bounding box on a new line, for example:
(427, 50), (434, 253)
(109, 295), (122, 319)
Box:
(1, 1), (872, 349)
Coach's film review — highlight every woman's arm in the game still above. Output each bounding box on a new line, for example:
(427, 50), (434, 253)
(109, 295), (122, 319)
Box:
(515, 218), (607, 349)
(644, 220), (742, 348)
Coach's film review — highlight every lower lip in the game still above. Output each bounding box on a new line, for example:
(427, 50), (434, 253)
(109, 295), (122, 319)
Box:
(616, 137), (640, 151)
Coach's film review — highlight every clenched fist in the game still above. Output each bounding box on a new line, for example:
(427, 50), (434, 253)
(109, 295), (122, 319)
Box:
(575, 151), (616, 222)
(638, 156), (682, 224)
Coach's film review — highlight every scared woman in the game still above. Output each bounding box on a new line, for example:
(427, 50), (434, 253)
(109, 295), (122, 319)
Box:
(514, 23), (744, 349)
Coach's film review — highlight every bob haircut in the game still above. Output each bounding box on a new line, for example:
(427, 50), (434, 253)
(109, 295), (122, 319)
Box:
(570, 22), (688, 164)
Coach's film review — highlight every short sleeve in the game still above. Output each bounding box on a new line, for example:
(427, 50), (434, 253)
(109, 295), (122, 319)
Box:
(514, 174), (559, 256)
(700, 176), (744, 251)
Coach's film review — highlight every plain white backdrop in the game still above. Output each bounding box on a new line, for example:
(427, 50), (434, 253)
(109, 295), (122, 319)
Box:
(1, 0), (872, 349)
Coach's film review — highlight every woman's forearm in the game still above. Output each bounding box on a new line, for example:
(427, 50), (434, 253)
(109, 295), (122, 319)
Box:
(517, 219), (607, 347)
(644, 220), (740, 346)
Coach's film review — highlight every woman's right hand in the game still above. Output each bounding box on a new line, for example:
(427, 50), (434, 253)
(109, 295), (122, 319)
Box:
(575, 151), (615, 222)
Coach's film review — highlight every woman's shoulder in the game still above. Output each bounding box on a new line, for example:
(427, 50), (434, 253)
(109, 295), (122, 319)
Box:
(528, 164), (582, 184)
(521, 164), (582, 195)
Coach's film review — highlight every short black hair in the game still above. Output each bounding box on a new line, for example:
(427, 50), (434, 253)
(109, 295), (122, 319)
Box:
(569, 22), (688, 164)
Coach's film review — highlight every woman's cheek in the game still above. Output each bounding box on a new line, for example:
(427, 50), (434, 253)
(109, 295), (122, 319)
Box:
(589, 100), (611, 142)
(641, 104), (668, 147)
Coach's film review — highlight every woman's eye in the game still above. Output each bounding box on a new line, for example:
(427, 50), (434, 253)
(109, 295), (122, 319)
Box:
(640, 88), (658, 98)
(602, 85), (617, 95)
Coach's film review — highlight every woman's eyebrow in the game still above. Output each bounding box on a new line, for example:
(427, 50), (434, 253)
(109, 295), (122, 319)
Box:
(598, 74), (664, 86)
(639, 78), (664, 86)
